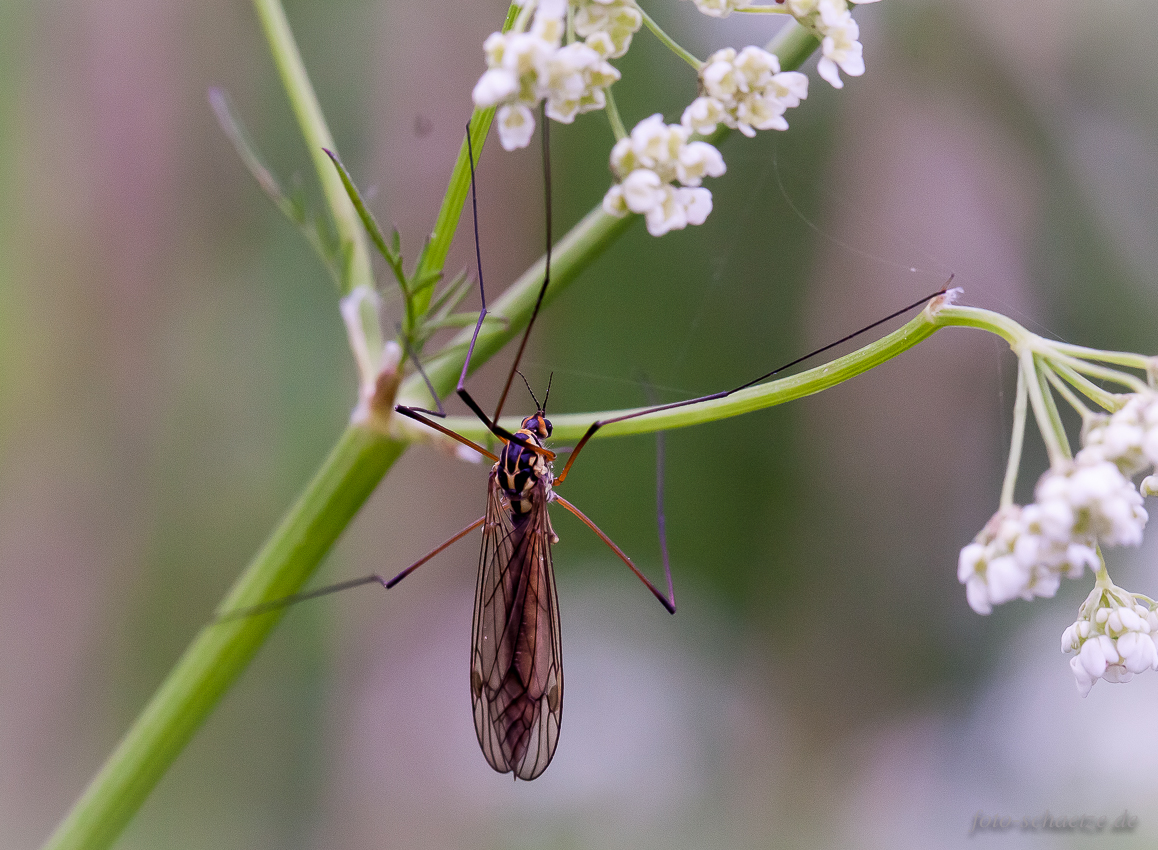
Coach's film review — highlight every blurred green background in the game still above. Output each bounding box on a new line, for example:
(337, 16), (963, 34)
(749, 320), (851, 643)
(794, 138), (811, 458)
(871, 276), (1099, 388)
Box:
(2, 1), (1158, 848)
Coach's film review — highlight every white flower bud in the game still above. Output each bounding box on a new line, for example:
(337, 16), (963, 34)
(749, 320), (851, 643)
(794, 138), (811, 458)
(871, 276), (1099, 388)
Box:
(681, 96), (726, 136)
(472, 69), (519, 108)
(678, 186), (713, 226)
(496, 103), (536, 151)
(675, 141), (726, 186)
(620, 168), (663, 214)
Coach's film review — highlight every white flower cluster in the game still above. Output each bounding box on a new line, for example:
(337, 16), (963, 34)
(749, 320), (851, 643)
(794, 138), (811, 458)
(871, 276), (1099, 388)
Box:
(682, 0), (879, 89)
(787, 0), (879, 88)
(1062, 584), (1158, 697)
(685, 0), (747, 17)
(602, 114), (726, 236)
(574, 0), (643, 59)
(958, 504), (1097, 616)
(472, 0), (633, 150)
(681, 47), (809, 137)
(959, 455), (1148, 617)
(1082, 393), (1158, 476)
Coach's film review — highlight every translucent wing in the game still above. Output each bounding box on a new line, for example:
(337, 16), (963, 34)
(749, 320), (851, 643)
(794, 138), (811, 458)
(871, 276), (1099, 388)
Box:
(471, 468), (563, 780)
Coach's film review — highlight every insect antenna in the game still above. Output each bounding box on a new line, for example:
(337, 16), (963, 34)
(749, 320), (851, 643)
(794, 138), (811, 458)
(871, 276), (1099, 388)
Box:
(542, 372), (553, 412)
(516, 369), (542, 411)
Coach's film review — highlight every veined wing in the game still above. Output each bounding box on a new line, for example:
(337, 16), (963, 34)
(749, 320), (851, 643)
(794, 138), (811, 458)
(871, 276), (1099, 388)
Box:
(470, 469), (562, 780)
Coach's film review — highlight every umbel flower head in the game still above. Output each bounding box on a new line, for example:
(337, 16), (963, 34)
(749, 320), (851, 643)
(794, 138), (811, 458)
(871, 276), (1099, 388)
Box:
(474, 0), (882, 233)
(601, 114), (725, 236)
(959, 433), (1149, 616)
(959, 370), (1158, 696)
(1063, 582), (1158, 697)
(685, 0), (880, 89)
(682, 46), (809, 137)
(472, 0), (627, 150)
(1081, 393), (1158, 477)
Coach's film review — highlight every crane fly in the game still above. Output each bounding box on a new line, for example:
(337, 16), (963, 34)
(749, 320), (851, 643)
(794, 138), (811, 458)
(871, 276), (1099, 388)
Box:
(219, 106), (948, 781)
(389, 118), (679, 779)
(396, 115), (943, 778)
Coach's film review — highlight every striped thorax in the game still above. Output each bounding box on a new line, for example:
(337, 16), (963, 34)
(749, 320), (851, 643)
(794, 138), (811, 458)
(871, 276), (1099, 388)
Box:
(496, 413), (556, 518)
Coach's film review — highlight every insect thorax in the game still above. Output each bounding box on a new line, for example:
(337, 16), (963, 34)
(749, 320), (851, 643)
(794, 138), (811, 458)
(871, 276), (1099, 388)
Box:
(496, 426), (553, 516)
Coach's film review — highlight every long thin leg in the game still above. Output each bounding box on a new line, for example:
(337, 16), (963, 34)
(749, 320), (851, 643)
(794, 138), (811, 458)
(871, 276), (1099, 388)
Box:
(395, 406), (497, 462)
(383, 514), (486, 587)
(213, 515), (487, 622)
(553, 494), (676, 614)
(648, 387), (674, 617)
(396, 121), (514, 435)
(489, 107), (553, 423)
(554, 283), (951, 485)
(395, 325), (448, 418)
(396, 110), (555, 458)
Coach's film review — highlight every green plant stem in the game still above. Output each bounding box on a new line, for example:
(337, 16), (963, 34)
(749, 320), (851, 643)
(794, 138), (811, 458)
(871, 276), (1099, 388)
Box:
(1051, 351), (1151, 394)
(1050, 341), (1155, 371)
(41, 426), (404, 850)
(1020, 350), (1069, 465)
(1043, 365), (1092, 419)
(999, 365), (1028, 509)
(604, 86), (628, 141)
(1052, 360), (1120, 411)
(639, 6), (702, 69)
(412, 4), (520, 318)
(252, 0), (371, 297)
(434, 297), (951, 442)
(396, 204), (637, 409)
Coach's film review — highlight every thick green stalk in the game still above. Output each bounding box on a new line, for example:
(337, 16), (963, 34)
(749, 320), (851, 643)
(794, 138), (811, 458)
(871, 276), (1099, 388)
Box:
(41, 426), (404, 850)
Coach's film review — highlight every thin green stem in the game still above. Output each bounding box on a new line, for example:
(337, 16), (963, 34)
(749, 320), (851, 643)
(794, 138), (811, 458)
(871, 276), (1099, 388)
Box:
(430, 299), (947, 443)
(604, 86), (628, 141)
(765, 19), (821, 71)
(1049, 340), (1155, 372)
(935, 304), (1034, 348)
(1050, 351), (1151, 395)
(1043, 365), (1093, 420)
(252, 0), (371, 297)
(1094, 548), (1112, 586)
(1019, 350), (1063, 465)
(1036, 354), (1071, 461)
(1024, 351), (1071, 465)
(411, 4), (520, 317)
(639, 6), (702, 69)
(1051, 360), (1121, 412)
(999, 366), (1028, 509)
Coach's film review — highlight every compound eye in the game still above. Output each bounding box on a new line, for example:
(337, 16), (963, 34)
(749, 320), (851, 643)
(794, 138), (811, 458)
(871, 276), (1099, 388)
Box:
(541, 417), (553, 438)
